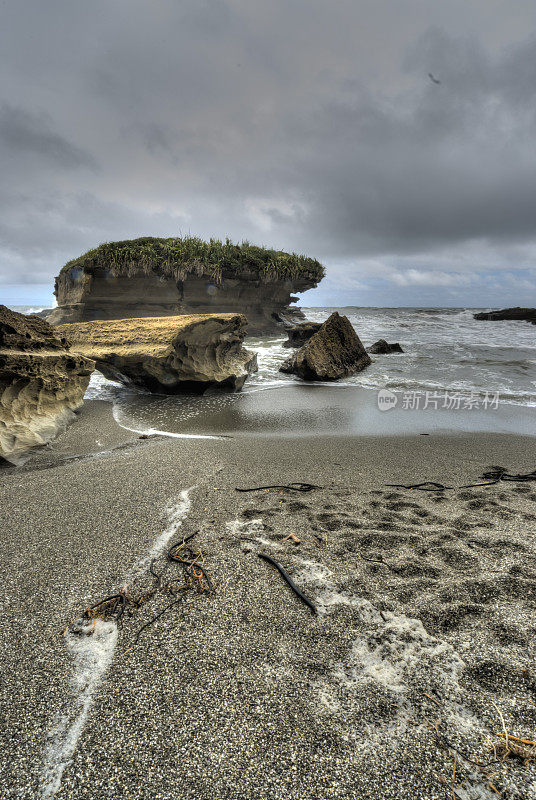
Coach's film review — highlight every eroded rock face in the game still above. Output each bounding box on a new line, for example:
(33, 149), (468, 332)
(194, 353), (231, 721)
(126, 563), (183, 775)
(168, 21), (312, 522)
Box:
(0, 306), (95, 464)
(369, 339), (404, 354)
(48, 272), (313, 334)
(474, 307), (536, 324)
(279, 312), (371, 381)
(47, 238), (324, 334)
(283, 322), (322, 348)
(57, 314), (257, 393)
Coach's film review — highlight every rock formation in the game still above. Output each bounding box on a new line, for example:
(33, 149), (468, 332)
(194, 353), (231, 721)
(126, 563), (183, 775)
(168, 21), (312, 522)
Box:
(473, 307), (536, 324)
(279, 312), (371, 381)
(47, 237), (324, 334)
(369, 339), (404, 354)
(57, 314), (257, 393)
(283, 322), (322, 348)
(0, 306), (94, 464)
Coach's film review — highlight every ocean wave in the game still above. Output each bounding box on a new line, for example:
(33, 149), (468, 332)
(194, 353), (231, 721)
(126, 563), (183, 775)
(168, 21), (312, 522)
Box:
(84, 308), (536, 413)
(9, 305), (47, 314)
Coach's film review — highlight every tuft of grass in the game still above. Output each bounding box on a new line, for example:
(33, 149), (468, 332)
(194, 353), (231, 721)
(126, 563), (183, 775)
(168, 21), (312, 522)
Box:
(57, 236), (325, 287)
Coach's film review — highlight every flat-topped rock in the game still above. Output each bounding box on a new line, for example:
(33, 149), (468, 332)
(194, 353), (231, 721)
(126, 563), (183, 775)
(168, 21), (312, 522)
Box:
(279, 312), (371, 381)
(57, 313), (257, 393)
(47, 237), (324, 334)
(0, 306), (94, 463)
(474, 307), (536, 324)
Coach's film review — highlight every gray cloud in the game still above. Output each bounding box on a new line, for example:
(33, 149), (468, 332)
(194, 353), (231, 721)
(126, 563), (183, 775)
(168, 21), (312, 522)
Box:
(1, 0), (536, 305)
(0, 105), (96, 170)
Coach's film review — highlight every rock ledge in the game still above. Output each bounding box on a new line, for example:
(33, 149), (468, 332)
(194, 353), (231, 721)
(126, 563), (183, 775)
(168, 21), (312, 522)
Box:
(58, 314), (257, 393)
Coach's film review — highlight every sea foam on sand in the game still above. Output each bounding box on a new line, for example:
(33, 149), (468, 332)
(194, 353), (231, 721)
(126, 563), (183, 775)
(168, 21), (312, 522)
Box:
(40, 487), (195, 798)
(40, 620), (118, 799)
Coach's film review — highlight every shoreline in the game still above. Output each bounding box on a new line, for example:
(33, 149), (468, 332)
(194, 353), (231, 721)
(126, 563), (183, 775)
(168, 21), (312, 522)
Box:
(5, 394), (535, 476)
(109, 383), (536, 441)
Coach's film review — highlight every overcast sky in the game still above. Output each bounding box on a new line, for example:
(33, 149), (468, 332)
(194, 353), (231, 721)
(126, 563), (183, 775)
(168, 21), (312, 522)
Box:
(1, 0), (536, 308)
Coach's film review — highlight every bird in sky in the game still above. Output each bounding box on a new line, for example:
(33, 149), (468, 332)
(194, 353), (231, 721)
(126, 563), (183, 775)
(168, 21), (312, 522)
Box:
(428, 72), (441, 85)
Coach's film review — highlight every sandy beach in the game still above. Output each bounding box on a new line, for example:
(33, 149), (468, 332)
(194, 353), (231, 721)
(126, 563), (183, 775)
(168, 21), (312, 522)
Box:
(1, 398), (535, 799)
(4, 0), (536, 796)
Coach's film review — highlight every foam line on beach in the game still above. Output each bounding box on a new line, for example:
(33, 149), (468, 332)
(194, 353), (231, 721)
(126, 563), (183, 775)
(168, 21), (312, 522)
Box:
(39, 487), (195, 797)
(112, 404), (223, 439)
(130, 487), (194, 579)
(40, 620), (118, 799)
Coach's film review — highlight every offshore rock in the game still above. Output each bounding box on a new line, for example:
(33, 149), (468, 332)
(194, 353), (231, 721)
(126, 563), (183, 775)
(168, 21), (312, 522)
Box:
(57, 314), (257, 393)
(279, 312), (371, 381)
(0, 306), (94, 464)
(369, 339), (404, 354)
(47, 237), (324, 334)
(283, 322), (322, 348)
(473, 307), (536, 324)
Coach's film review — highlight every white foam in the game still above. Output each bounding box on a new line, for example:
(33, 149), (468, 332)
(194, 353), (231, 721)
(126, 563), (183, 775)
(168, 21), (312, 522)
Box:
(335, 610), (465, 695)
(255, 535), (280, 548)
(131, 487), (194, 578)
(225, 518), (282, 552)
(296, 556), (486, 761)
(226, 518), (265, 537)
(84, 371), (124, 401)
(112, 404), (222, 439)
(295, 556), (465, 696)
(294, 559), (334, 587)
(40, 620), (118, 798)
(40, 488), (195, 797)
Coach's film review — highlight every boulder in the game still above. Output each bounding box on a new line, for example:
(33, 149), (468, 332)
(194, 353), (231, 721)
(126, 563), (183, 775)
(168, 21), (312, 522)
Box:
(57, 314), (257, 393)
(47, 237), (324, 335)
(0, 306), (95, 464)
(369, 339), (404, 354)
(473, 307), (536, 324)
(283, 321), (322, 348)
(279, 312), (371, 381)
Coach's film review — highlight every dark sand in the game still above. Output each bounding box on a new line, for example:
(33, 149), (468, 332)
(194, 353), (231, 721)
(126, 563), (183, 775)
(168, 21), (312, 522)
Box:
(112, 383), (536, 439)
(1, 399), (536, 799)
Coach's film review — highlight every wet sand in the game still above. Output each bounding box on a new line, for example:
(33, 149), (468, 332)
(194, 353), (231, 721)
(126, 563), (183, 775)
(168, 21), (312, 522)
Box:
(1, 399), (536, 799)
(112, 383), (536, 439)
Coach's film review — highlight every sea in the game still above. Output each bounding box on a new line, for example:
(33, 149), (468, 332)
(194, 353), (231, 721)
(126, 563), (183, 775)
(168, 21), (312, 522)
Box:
(10, 306), (536, 437)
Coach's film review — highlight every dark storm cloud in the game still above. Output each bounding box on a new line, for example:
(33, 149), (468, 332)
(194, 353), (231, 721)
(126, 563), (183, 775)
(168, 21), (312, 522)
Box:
(1, 0), (535, 305)
(277, 27), (536, 257)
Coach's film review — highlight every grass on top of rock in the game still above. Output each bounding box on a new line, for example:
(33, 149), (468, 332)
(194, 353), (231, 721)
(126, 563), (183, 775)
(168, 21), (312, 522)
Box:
(58, 236), (325, 285)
